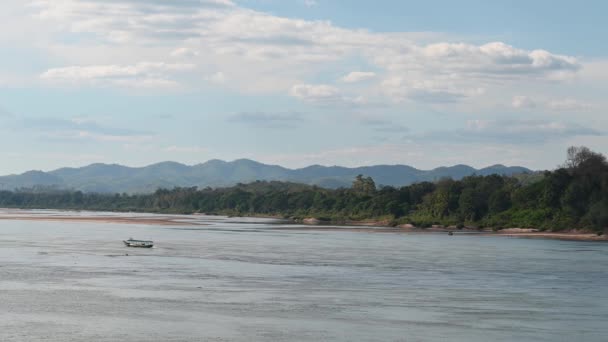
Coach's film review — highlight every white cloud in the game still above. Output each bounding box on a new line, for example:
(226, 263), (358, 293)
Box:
(113, 78), (181, 89)
(40, 62), (195, 88)
(383, 78), (484, 103)
(410, 42), (579, 76)
(512, 95), (537, 109)
(42, 130), (153, 143)
(204, 71), (226, 84)
(170, 47), (199, 58)
(77, 131), (152, 143)
(24, 0), (583, 104)
(303, 0), (317, 7)
(41, 62), (196, 79)
(341, 71), (376, 83)
(289, 84), (341, 102)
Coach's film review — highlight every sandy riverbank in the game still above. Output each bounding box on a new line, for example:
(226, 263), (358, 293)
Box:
(280, 223), (607, 241)
(0, 213), (201, 226)
(295, 219), (608, 241)
(0, 210), (605, 241)
(491, 231), (607, 241)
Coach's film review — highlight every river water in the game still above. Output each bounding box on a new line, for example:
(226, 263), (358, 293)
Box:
(0, 211), (606, 341)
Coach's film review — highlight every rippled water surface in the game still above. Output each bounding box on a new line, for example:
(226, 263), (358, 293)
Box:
(0, 211), (607, 341)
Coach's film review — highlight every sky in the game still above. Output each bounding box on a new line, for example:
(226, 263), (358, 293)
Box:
(0, 0), (606, 174)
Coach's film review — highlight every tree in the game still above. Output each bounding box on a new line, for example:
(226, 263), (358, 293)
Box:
(584, 200), (608, 230)
(564, 146), (607, 172)
(540, 169), (571, 209)
(352, 175), (376, 194)
(488, 189), (511, 214)
(459, 187), (476, 221)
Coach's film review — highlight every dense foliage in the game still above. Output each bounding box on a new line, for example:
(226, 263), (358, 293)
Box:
(1, 147), (606, 232)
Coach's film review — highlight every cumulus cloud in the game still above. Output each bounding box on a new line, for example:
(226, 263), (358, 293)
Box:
(289, 84), (341, 102)
(341, 71), (376, 83)
(41, 62), (194, 79)
(393, 42), (580, 76)
(376, 42), (579, 102)
(204, 71), (226, 84)
(512, 95), (537, 109)
(26, 0), (582, 103)
(170, 47), (199, 58)
(40, 62), (195, 88)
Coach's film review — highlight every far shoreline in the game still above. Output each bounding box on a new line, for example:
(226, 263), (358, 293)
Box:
(279, 224), (608, 242)
(0, 208), (605, 242)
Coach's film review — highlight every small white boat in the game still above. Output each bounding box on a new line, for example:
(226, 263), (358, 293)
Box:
(123, 238), (154, 248)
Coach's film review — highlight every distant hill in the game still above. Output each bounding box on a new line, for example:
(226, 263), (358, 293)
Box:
(0, 159), (533, 193)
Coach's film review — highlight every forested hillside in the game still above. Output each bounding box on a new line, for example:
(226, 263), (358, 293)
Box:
(0, 159), (531, 193)
(0, 147), (605, 233)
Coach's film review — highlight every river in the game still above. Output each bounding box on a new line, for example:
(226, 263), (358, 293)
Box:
(0, 211), (606, 341)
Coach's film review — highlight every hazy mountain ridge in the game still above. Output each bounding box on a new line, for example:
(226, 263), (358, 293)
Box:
(0, 159), (533, 193)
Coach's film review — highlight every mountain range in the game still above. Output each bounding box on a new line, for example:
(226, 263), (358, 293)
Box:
(0, 159), (533, 193)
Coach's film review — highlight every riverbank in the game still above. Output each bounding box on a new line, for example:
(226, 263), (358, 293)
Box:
(0, 209), (605, 242)
(0, 209), (201, 226)
(295, 217), (608, 241)
(492, 231), (607, 241)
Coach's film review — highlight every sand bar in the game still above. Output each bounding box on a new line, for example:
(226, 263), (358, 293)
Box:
(0, 212), (203, 226)
(0, 209), (605, 241)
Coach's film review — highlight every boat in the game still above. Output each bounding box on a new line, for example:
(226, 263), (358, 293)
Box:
(123, 238), (154, 248)
(448, 231), (454, 236)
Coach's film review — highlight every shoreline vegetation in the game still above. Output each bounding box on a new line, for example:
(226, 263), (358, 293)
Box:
(0, 146), (606, 242)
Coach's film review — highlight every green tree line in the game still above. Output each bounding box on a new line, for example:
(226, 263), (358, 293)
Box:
(0, 147), (606, 232)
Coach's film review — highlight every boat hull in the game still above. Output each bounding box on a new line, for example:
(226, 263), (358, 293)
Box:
(123, 240), (154, 248)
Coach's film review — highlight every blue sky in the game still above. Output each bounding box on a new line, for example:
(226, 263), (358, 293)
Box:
(0, 0), (606, 174)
